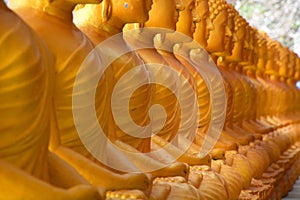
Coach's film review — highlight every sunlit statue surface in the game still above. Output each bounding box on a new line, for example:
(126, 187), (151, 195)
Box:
(0, 1), (102, 199)
(8, 0), (153, 199)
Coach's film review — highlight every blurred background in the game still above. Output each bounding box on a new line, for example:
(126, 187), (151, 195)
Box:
(227, 0), (300, 56)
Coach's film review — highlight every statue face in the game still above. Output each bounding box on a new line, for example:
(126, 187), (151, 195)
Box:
(295, 58), (300, 79)
(176, 0), (198, 38)
(240, 27), (249, 63)
(111, 0), (153, 23)
(223, 14), (234, 56)
(193, 0), (210, 47)
(206, 9), (227, 53)
(65, 0), (102, 4)
(146, 0), (182, 30)
(287, 53), (295, 78)
(228, 25), (245, 62)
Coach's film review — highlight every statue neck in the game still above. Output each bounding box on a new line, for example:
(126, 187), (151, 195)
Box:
(9, 0), (75, 22)
(97, 20), (125, 36)
(9, 0), (46, 11)
(44, 2), (76, 22)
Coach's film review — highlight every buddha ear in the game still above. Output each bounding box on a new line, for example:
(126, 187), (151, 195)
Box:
(102, 0), (112, 22)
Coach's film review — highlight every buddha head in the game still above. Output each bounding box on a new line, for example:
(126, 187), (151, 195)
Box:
(205, 0), (228, 54)
(225, 14), (247, 63)
(256, 31), (267, 75)
(295, 55), (300, 81)
(243, 27), (259, 74)
(75, 0), (153, 28)
(103, 0), (153, 23)
(265, 38), (278, 77)
(210, 2), (235, 58)
(193, 0), (211, 48)
(273, 42), (282, 78)
(9, 0), (102, 11)
(222, 4), (236, 57)
(287, 51), (296, 80)
(145, 0), (184, 31)
(176, 0), (199, 40)
(239, 24), (251, 66)
(278, 45), (289, 79)
(251, 28), (259, 67)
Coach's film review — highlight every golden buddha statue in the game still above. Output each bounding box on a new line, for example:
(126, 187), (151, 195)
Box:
(206, 1), (254, 146)
(261, 39), (282, 126)
(170, 0), (235, 198)
(73, 3), (194, 196)
(254, 31), (276, 128)
(230, 26), (271, 138)
(174, 0), (229, 158)
(123, 1), (228, 198)
(0, 1), (102, 199)
(175, 1), (250, 199)
(275, 45), (297, 126)
(222, 22), (260, 144)
(205, 0), (228, 56)
(203, 3), (275, 194)
(241, 28), (274, 134)
(286, 52), (300, 123)
(9, 1), (154, 198)
(193, 0), (212, 49)
(192, 0), (241, 152)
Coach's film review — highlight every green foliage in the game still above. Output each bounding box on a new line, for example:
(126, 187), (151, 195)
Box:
(227, 0), (300, 55)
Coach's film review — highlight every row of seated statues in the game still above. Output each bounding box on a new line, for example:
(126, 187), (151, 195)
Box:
(1, 0), (300, 199)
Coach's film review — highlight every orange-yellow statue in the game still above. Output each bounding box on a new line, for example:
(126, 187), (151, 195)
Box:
(0, 1), (102, 199)
(8, 0), (153, 198)
(73, 1), (193, 183)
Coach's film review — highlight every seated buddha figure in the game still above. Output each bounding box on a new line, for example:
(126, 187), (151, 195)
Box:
(258, 38), (293, 150)
(0, 1), (102, 199)
(230, 26), (272, 140)
(275, 45), (295, 125)
(222, 23), (261, 143)
(9, 0), (154, 197)
(173, 1), (249, 199)
(268, 44), (297, 145)
(175, 0), (230, 158)
(123, 0), (212, 167)
(123, 1), (228, 199)
(205, 1), (254, 146)
(195, 0), (236, 149)
(202, 2), (267, 191)
(192, 0), (239, 152)
(275, 50), (300, 148)
(286, 52), (300, 123)
(148, 0), (200, 157)
(259, 38), (282, 126)
(226, 25), (276, 187)
(295, 56), (300, 115)
(241, 28), (274, 134)
(255, 31), (278, 128)
(242, 30), (286, 180)
(73, 0), (191, 184)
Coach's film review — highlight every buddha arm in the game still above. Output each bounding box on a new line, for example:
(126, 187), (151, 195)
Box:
(49, 104), (148, 191)
(114, 140), (188, 179)
(152, 135), (210, 165)
(0, 159), (100, 200)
